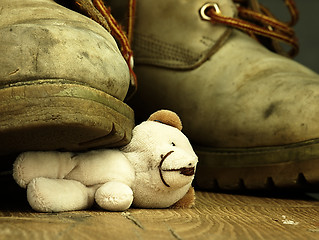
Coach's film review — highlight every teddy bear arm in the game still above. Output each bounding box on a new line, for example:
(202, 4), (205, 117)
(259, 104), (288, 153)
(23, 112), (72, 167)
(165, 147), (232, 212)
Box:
(95, 181), (134, 211)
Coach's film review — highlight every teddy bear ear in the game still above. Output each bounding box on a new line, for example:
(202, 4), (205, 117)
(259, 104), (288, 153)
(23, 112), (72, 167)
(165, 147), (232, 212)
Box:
(148, 110), (183, 131)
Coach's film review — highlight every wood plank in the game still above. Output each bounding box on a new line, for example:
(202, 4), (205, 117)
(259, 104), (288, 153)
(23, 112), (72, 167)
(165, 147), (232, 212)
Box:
(1, 191), (319, 240)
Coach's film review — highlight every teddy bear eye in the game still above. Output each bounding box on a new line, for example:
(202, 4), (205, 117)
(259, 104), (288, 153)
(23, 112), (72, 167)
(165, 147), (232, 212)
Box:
(171, 142), (176, 146)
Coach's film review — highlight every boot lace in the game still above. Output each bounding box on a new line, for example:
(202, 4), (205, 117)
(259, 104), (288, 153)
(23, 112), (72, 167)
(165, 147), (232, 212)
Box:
(94, 0), (137, 97)
(200, 0), (299, 57)
(73, 0), (137, 97)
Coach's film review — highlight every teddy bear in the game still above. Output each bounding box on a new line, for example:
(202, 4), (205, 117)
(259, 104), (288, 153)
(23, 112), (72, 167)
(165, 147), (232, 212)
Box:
(13, 110), (198, 212)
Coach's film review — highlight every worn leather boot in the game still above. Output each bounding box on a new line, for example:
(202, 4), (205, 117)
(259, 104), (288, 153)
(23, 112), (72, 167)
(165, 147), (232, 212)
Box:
(109, 0), (319, 190)
(0, 0), (134, 156)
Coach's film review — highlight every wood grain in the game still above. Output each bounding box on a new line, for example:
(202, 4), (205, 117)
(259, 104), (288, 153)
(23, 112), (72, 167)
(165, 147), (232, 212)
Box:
(1, 191), (319, 240)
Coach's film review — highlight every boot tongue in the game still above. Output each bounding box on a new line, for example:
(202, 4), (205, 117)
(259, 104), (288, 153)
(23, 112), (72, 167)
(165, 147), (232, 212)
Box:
(132, 0), (237, 70)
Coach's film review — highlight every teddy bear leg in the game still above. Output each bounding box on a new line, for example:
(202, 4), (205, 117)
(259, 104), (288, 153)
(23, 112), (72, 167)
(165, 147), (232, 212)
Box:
(95, 182), (133, 211)
(13, 151), (76, 188)
(27, 177), (95, 212)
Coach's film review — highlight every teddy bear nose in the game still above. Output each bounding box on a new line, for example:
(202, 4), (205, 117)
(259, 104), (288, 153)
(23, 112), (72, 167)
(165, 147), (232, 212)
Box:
(180, 166), (195, 176)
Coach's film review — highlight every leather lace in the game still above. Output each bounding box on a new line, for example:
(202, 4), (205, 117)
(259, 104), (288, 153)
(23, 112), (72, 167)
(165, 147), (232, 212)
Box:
(78, 0), (298, 98)
(93, 0), (137, 97)
(205, 0), (299, 57)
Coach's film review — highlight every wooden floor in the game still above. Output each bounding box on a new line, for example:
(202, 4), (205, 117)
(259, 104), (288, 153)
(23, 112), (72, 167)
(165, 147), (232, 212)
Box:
(1, 182), (319, 240)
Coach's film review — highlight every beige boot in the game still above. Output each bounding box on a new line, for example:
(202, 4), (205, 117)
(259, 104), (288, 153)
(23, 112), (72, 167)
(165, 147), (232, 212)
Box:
(110, 0), (319, 190)
(0, 0), (134, 155)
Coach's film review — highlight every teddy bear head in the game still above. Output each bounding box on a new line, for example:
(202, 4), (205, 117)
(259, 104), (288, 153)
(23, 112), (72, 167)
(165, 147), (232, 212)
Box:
(121, 110), (198, 208)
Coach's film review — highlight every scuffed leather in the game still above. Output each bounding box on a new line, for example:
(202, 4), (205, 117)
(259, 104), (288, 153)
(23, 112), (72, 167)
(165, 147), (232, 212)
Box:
(133, 0), (237, 69)
(129, 0), (319, 148)
(0, 0), (130, 100)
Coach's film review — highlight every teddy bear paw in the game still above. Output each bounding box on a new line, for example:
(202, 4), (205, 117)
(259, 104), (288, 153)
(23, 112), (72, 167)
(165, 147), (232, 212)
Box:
(95, 182), (133, 211)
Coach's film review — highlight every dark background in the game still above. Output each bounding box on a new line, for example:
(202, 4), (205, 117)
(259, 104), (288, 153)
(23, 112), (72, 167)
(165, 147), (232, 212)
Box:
(263, 0), (319, 73)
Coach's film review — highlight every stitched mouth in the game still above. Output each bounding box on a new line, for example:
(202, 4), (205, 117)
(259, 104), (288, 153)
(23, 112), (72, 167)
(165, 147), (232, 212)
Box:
(159, 151), (175, 187)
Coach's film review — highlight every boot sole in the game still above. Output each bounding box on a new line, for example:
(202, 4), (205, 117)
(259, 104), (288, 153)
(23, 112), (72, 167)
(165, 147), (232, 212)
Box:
(0, 79), (134, 155)
(194, 139), (319, 190)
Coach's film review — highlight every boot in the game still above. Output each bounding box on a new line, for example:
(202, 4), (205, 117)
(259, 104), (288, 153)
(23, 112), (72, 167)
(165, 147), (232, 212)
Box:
(0, 0), (134, 156)
(109, 0), (319, 190)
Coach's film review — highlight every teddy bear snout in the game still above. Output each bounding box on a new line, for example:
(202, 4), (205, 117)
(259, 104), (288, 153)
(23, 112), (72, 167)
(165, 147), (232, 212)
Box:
(160, 151), (197, 175)
(180, 157), (197, 176)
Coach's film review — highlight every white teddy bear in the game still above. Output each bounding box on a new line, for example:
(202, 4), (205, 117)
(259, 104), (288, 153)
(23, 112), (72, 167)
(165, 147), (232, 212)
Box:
(13, 110), (198, 212)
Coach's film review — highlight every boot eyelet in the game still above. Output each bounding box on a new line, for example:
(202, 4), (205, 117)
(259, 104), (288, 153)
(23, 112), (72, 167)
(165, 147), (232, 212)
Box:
(199, 3), (221, 21)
